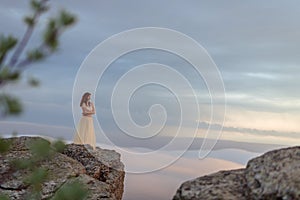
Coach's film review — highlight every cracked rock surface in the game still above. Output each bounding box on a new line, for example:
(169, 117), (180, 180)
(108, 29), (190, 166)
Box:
(173, 146), (300, 200)
(0, 136), (125, 200)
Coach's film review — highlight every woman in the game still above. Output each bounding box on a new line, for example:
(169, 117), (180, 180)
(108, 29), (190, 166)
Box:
(73, 92), (96, 150)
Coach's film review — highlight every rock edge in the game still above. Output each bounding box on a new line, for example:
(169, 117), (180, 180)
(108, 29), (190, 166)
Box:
(173, 146), (300, 200)
(0, 136), (125, 200)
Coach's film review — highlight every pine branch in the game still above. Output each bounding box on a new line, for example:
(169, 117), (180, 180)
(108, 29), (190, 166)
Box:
(8, 0), (49, 68)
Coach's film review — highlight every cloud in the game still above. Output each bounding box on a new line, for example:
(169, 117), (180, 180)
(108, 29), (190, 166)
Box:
(0, 121), (290, 153)
(0, 121), (74, 140)
(1, 0), (300, 149)
(123, 149), (244, 200)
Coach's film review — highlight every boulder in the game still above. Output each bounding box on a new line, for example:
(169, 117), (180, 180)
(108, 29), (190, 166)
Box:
(0, 136), (125, 200)
(173, 146), (300, 200)
(245, 146), (300, 200)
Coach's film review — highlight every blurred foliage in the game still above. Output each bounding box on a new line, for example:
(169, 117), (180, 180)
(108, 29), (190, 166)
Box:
(52, 180), (89, 200)
(1, 137), (89, 199)
(0, 93), (23, 117)
(24, 167), (48, 199)
(0, 35), (17, 65)
(0, 0), (77, 118)
(0, 137), (12, 153)
(0, 194), (9, 200)
(0, 0), (88, 199)
(52, 139), (66, 153)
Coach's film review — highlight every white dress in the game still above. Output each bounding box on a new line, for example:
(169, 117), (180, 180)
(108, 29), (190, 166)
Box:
(73, 102), (96, 149)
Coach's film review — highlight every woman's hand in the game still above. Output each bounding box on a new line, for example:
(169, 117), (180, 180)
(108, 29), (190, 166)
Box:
(82, 102), (96, 116)
(82, 111), (95, 116)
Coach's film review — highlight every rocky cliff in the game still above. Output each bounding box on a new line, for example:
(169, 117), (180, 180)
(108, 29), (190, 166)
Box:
(173, 146), (300, 200)
(0, 136), (125, 200)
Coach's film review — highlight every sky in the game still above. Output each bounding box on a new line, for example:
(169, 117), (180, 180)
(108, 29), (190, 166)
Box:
(2, 0), (299, 145)
(1, 0), (300, 199)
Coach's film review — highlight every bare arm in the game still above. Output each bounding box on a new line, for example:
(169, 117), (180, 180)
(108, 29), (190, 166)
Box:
(91, 102), (95, 113)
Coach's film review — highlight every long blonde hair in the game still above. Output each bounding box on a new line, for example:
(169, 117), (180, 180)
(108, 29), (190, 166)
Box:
(80, 92), (91, 107)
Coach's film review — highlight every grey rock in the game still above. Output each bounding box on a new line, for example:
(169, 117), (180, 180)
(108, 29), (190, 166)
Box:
(0, 136), (125, 200)
(50, 174), (115, 200)
(245, 146), (300, 200)
(62, 144), (125, 200)
(173, 146), (300, 200)
(173, 169), (248, 200)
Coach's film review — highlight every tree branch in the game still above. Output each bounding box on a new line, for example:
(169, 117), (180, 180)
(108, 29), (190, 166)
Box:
(8, 0), (49, 68)
(15, 27), (65, 71)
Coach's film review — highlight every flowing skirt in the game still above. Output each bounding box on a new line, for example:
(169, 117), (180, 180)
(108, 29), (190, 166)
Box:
(73, 116), (96, 149)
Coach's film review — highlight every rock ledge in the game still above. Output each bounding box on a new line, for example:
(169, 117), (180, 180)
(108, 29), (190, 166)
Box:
(0, 136), (125, 200)
(173, 146), (300, 200)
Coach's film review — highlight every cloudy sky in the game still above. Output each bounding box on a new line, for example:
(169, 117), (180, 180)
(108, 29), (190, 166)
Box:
(1, 1), (300, 199)
(2, 0), (299, 144)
